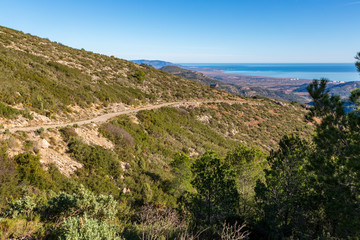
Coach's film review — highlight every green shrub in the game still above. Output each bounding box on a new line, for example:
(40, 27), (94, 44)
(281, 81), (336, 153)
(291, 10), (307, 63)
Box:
(14, 153), (53, 189)
(0, 147), (21, 208)
(58, 215), (122, 240)
(44, 185), (118, 221)
(67, 138), (121, 177)
(0, 217), (42, 240)
(5, 196), (36, 218)
(133, 70), (146, 83)
(0, 102), (19, 119)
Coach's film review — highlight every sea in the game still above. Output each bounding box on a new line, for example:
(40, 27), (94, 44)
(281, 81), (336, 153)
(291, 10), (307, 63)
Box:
(181, 63), (359, 82)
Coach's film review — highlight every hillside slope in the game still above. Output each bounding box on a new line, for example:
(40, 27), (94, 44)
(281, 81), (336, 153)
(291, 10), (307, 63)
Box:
(0, 26), (317, 239)
(1, 99), (314, 204)
(0, 25), (314, 169)
(0, 26), (232, 120)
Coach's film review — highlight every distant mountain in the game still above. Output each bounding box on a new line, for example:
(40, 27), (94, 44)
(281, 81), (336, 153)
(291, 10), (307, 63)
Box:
(131, 59), (180, 69)
(161, 65), (308, 103)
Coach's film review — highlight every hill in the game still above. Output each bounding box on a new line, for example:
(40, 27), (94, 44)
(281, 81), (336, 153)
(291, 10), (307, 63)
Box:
(131, 59), (179, 69)
(0, 25), (314, 175)
(161, 65), (308, 103)
(0, 26), (232, 120)
(0, 26), (316, 239)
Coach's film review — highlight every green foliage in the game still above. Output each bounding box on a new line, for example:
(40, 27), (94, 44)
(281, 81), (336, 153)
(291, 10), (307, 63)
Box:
(59, 127), (78, 141)
(14, 153), (53, 190)
(306, 79), (360, 238)
(65, 138), (122, 196)
(0, 102), (20, 119)
(0, 26), (227, 115)
(44, 185), (118, 222)
(0, 217), (42, 240)
(306, 78), (345, 120)
(67, 138), (121, 176)
(356, 52), (360, 72)
(226, 145), (266, 218)
(170, 153), (194, 198)
(0, 147), (20, 209)
(0, 146), (73, 209)
(349, 87), (360, 107)
(255, 135), (313, 239)
(0, 101), (32, 119)
(59, 215), (122, 240)
(5, 196), (36, 218)
(48, 187), (120, 239)
(134, 70), (146, 83)
(95, 101), (310, 212)
(1, 185), (120, 239)
(1, 25), (342, 239)
(189, 152), (239, 226)
(254, 76), (360, 239)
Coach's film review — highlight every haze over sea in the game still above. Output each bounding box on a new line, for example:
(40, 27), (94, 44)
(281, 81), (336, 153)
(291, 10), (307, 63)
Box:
(182, 63), (359, 82)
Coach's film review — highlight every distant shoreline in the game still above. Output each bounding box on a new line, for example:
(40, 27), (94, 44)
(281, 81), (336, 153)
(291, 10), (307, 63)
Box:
(183, 66), (314, 85)
(181, 63), (359, 83)
(180, 65), (360, 103)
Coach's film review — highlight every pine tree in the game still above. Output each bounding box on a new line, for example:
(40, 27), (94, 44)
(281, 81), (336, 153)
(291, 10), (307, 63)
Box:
(190, 152), (239, 227)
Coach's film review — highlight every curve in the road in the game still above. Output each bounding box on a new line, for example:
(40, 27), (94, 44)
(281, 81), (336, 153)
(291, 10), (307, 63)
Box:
(1, 100), (249, 133)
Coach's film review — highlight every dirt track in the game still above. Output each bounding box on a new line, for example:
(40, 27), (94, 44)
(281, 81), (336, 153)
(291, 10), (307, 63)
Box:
(1, 100), (249, 133)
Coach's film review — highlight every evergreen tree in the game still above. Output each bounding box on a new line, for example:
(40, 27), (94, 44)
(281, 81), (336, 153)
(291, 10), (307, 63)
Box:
(255, 135), (313, 239)
(225, 145), (265, 218)
(170, 152), (194, 198)
(189, 152), (239, 227)
(306, 78), (360, 237)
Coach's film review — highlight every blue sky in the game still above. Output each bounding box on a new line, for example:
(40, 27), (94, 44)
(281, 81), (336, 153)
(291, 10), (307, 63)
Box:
(1, 0), (359, 63)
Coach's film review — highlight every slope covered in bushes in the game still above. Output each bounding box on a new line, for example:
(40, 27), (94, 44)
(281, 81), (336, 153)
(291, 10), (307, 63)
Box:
(0, 26), (230, 116)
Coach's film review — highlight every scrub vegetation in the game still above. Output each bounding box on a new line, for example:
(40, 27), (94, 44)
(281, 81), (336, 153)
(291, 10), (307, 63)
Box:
(1, 26), (360, 239)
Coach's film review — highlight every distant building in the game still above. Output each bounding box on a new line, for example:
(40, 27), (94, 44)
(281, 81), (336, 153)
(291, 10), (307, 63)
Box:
(210, 84), (218, 88)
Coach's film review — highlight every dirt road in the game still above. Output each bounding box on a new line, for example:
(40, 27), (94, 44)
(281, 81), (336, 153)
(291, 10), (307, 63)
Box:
(1, 100), (249, 133)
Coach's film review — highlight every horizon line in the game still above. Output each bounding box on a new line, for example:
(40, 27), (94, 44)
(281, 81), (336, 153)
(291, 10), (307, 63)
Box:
(174, 62), (356, 64)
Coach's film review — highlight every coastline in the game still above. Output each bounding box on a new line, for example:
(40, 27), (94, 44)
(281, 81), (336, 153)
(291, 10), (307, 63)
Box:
(182, 66), (360, 102)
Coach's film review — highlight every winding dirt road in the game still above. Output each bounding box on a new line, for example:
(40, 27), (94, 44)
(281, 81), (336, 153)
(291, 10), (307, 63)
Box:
(1, 100), (251, 133)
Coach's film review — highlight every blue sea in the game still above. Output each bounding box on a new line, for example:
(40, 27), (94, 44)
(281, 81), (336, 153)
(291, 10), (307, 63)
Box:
(181, 63), (359, 82)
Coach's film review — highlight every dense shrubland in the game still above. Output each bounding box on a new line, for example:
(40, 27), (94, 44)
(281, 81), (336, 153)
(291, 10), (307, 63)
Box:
(1, 25), (360, 239)
(0, 25), (229, 117)
(2, 76), (360, 239)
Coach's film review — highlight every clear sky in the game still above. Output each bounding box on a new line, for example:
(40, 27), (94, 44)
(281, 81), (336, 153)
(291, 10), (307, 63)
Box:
(1, 0), (359, 63)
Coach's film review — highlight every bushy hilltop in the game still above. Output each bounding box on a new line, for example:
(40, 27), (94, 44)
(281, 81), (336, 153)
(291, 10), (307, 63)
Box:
(0, 26), (232, 117)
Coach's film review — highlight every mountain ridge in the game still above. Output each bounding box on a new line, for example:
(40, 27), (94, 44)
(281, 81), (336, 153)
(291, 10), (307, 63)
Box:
(131, 59), (180, 69)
